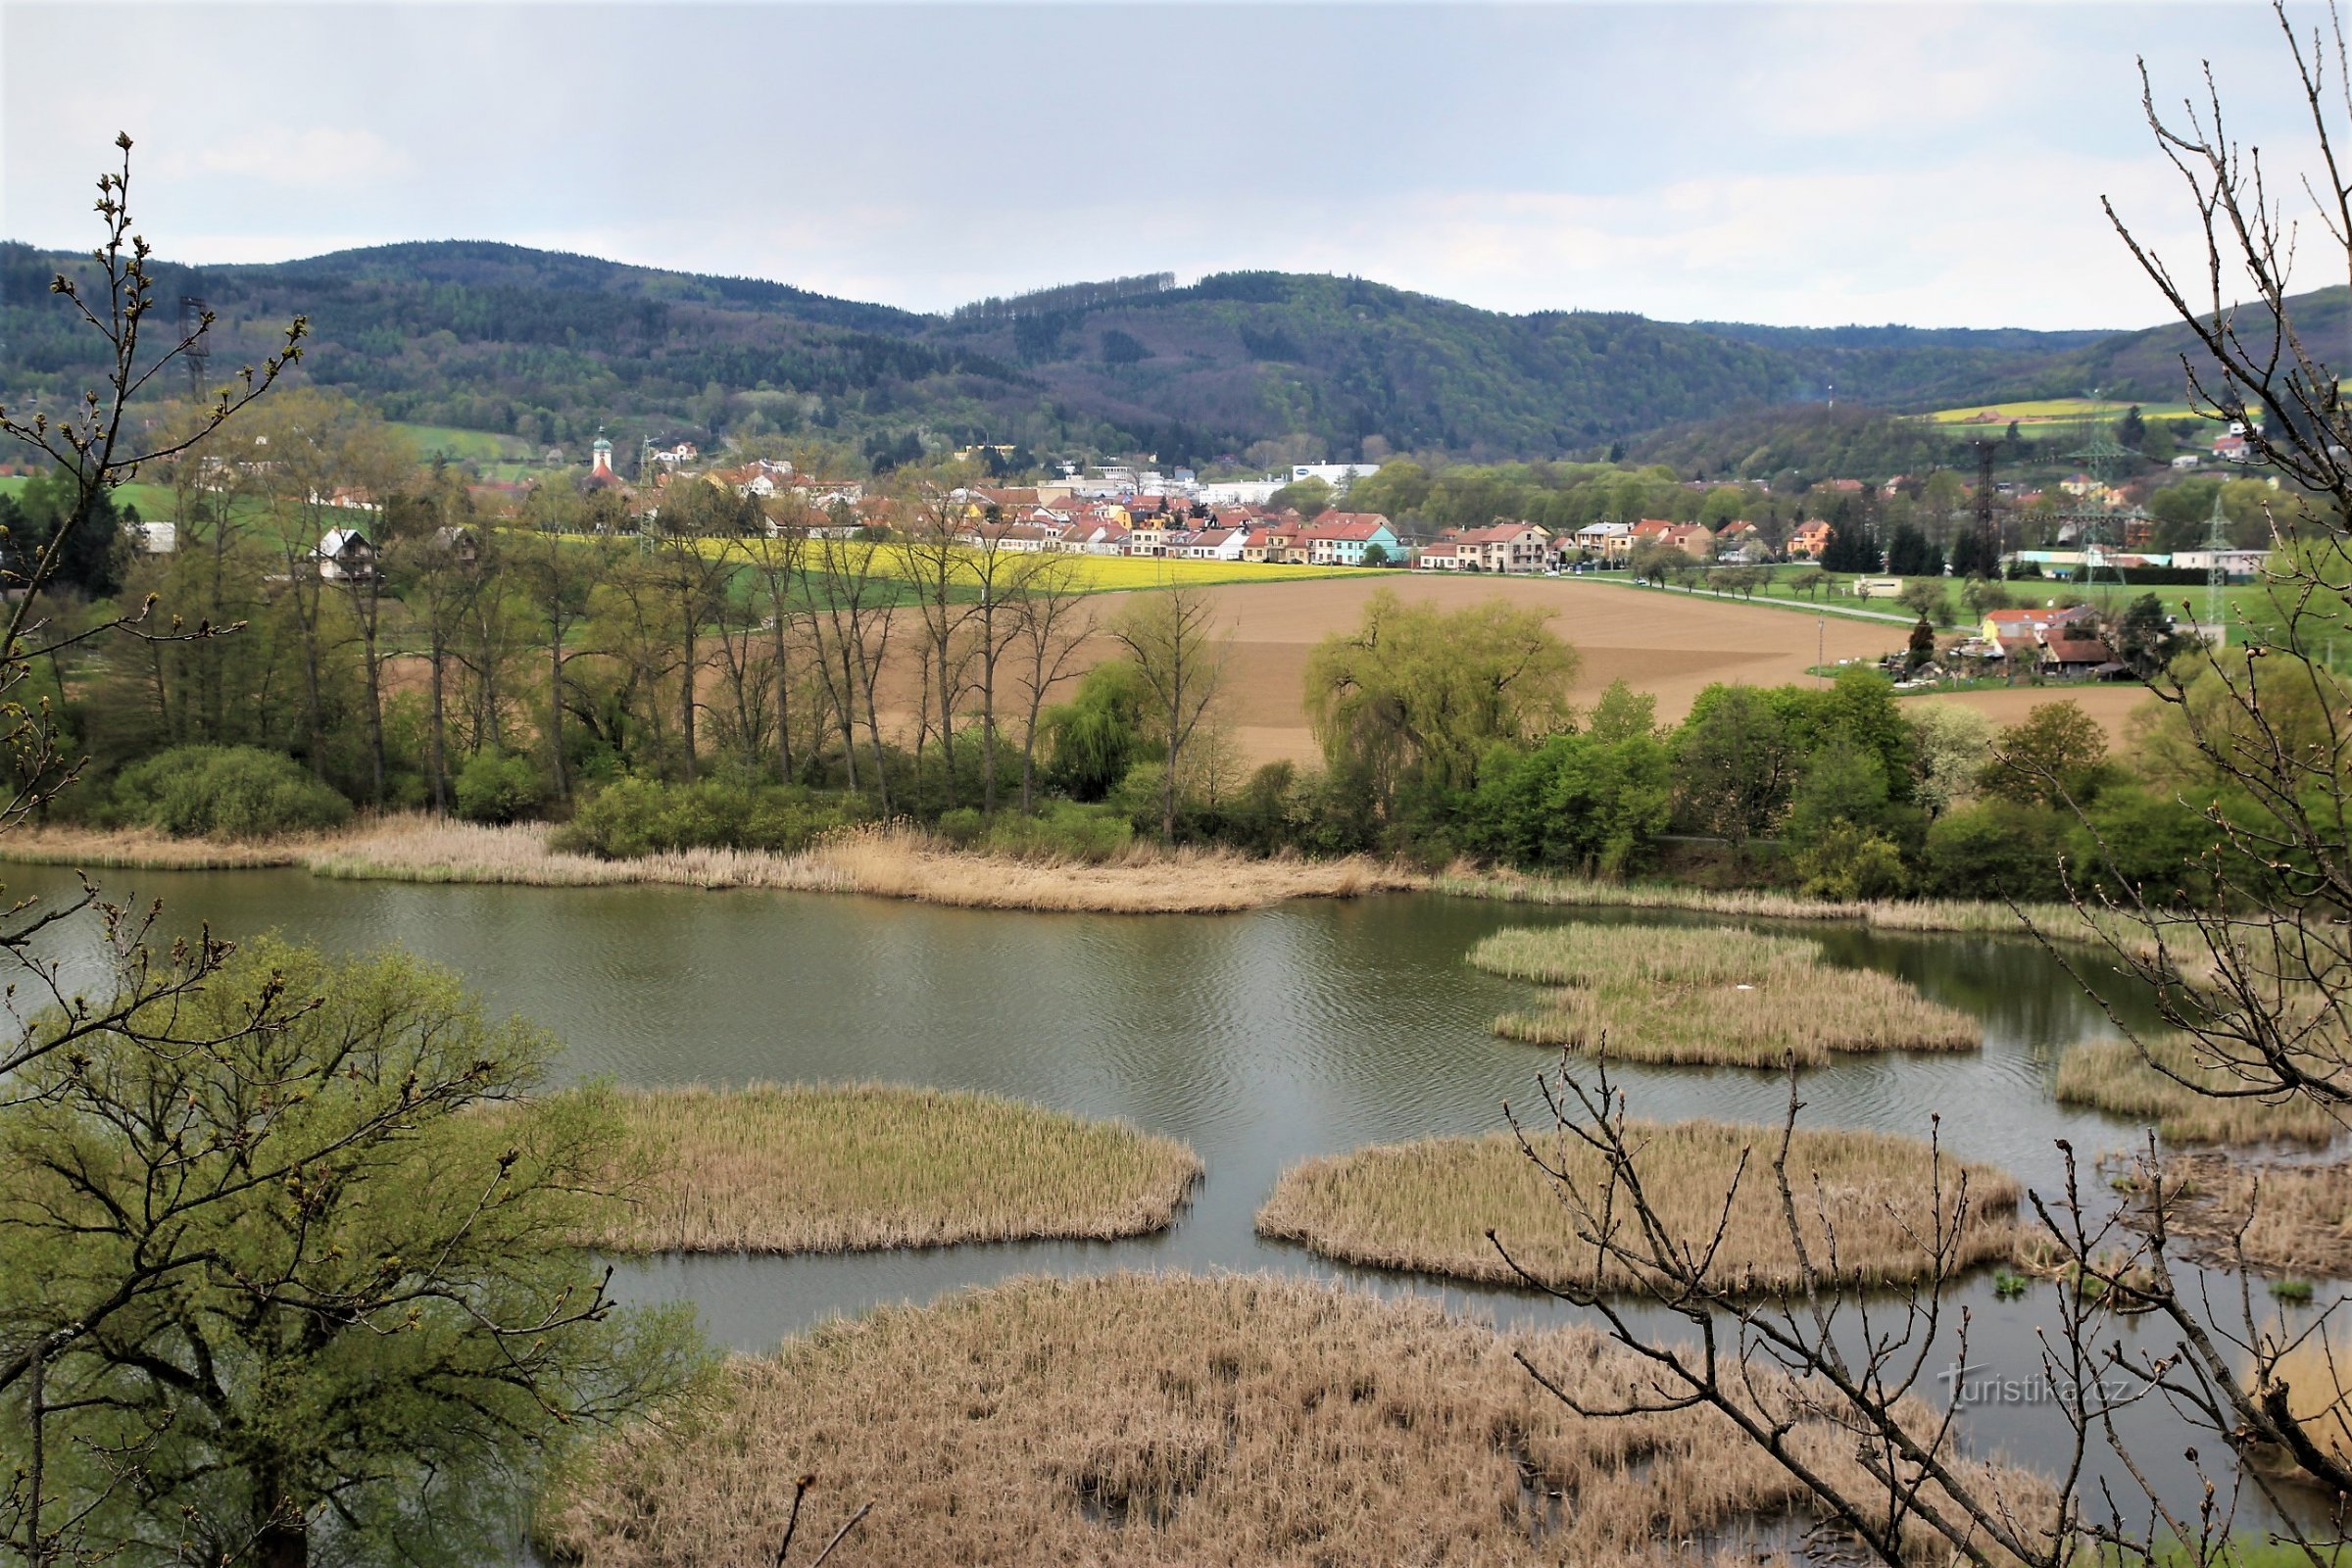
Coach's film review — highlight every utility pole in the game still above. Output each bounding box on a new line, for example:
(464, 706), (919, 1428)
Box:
(2204, 482), (2230, 643)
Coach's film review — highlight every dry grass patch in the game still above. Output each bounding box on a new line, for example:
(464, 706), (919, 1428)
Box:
(545, 1272), (2053, 1567)
(2114, 1153), (2352, 1276)
(1440, 866), (2160, 946)
(307, 817), (1419, 914)
(2054, 1036), (2347, 1148)
(0, 826), (306, 869)
(601, 1083), (1200, 1253)
(1257, 1124), (2019, 1294)
(1471, 923), (1981, 1066)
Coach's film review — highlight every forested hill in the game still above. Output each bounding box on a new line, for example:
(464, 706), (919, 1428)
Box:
(0, 237), (2238, 464)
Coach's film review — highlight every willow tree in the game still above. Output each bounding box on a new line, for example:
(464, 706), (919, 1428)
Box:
(1302, 587), (1579, 815)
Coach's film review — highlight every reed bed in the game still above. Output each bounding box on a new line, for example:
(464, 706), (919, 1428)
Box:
(308, 817), (1421, 914)
(1256, 1124), (2019, 1294)
(600, 1083), (1201, 1253)
(1471, 924), (1982, 1066)
(0, 826), (307, 870)
(2116, 1152), (2352, 1275)
(1437, 866), (2169, 950)
(544, 1272), (2054, 1567)
(2054, 1036), (2347, 1147)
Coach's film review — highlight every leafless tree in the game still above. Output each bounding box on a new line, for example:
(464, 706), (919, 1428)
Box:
(1108, 584), (1229, 841)
(1507, 12), (2352, 1563)
(1006, 554), (1096, 813)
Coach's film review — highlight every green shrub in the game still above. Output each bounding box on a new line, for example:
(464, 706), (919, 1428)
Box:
(112, 746), (353, 840)
(1790, 820), (1908, 900)
(551, 778), (858, 859)
(934, 808), (985, 848)
(454, 753), (546, 825)
(981, 803), (1134, 864)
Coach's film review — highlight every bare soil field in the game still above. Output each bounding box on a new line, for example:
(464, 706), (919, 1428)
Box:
(1086, 575), (2154, 765)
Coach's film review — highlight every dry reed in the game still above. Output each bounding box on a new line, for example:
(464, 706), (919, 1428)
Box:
(308, 817), (1423, 914)
(0, 826), (306, 870)
(1438, 866), (2168, 949)
(1472, 924), (1981, 1065)
(600, 1083), (1200, 1253)
(544, 1271), (2054, 1567)
(2054, 1036), (2346, 1147)
(1256, 1124), (2019, 1294)
(2116, 1152), (2352, 1275)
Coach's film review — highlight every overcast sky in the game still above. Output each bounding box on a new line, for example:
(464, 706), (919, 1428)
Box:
(0, 3), (2333, 332)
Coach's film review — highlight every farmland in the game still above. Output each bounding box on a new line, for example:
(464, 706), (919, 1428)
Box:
(1922, 397), (2203, 430)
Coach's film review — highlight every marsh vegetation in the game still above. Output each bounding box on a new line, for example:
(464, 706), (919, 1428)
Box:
(598, 1083), (1201, 1253)
(1255, 1123), (2019, 1293)
(1472, 923), (1981, 1065)
(546, 1272), (2049, 1567)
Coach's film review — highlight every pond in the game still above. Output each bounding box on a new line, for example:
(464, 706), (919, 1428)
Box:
(4, 861), (2330, 1533)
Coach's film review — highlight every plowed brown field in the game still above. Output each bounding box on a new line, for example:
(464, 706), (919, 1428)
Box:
(1078, 575), (2153, 765)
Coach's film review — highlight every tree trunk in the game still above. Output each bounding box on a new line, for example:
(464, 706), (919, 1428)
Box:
(547, 629), (568, 802)
(770, 612), (793, 783)
(359, 589), (387, 805)
(427, 638), (448, 814)
(679, 586), (699, 785)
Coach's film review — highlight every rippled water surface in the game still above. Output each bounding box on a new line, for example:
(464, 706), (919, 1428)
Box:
(7, 862), (2331, 1524)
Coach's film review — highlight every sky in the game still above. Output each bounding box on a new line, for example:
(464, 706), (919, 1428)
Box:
(0, 2), (2337, 333)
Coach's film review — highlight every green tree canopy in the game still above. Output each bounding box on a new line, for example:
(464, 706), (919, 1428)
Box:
(1303, 587), (1579, 809)
(0, 940), (704, 1567)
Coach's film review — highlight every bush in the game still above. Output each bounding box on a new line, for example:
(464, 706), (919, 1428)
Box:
(979, 803), (1134, 863)
(1923, 804), (2067, 901)
(453, 753), (546, 825)
(112, 746), (353, 840)
(552, 778), (859, 859)
(1790, 819), (1907, 900)
(934, 807), (985, 848)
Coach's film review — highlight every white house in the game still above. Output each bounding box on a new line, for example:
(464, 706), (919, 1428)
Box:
(315, 527), (379, 582)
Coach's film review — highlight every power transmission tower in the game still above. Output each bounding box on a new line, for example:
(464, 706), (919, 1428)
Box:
(179, 296), (211, 399)
(1972, 439), (1999, 572)
(2058, 435), (2143, 598)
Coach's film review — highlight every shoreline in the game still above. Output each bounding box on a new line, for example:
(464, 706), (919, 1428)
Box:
(0, 819), (1424, 916)
(0, 820), (2200, 941)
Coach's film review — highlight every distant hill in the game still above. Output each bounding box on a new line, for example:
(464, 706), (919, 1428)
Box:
(0, 237), (2245, 466)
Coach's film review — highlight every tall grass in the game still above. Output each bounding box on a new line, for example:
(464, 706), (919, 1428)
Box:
(1471, 924), (1981, 1065)
(0, 827), (306, 869)
(304, 817), (1421, 913)
(2114, 1152), (2352, 1276)
(1437, 866), (2169, 950)
(1257, 1124), (2019, 1294)
(2055, 1036), (2346, 1147)
(599, 1083), (1200, 1253)
(546, 1272), (2055, 1567)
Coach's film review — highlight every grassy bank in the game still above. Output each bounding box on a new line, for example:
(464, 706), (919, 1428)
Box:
(1256, 1124), (2018, 1294)
(601, 1083), (1200, 1253)
(546, 1272), (2051, 1566)
(2114, 1152), (2352, 1276)
(0, 818), (1421, 915)
(2055, 1036), (2345, 1147)
(1472, 923), (1981, 1066)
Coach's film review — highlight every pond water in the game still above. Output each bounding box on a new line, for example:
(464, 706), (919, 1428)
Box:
(5, 861), (2333, 1533)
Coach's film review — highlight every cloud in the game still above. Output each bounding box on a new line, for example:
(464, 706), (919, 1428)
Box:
(163, 125), (416, 191)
